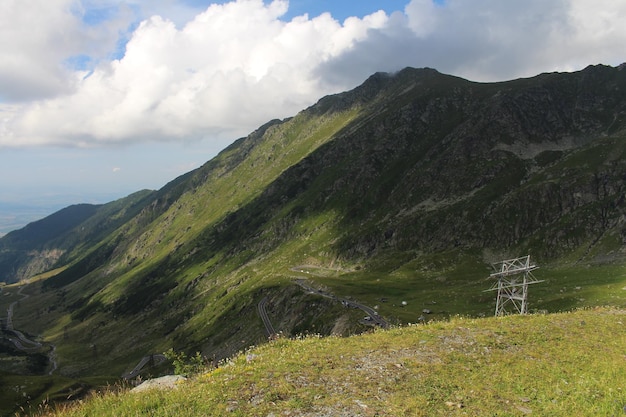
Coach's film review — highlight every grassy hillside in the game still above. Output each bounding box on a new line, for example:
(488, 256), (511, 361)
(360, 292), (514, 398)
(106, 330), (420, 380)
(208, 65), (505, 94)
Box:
(0, 190), (155, 284)
(1, 65), (626, 415)
(39, 307), (626, 417)
(2, 259), (624, 416)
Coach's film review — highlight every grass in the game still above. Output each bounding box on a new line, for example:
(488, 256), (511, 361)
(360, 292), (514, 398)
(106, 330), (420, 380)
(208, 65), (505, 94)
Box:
(3, 249), (625, 414)
(303, 252), (626, 325)
(0, 372), (94, 417)
(2, 73), (626, 415)
(40, 307), (626, 417)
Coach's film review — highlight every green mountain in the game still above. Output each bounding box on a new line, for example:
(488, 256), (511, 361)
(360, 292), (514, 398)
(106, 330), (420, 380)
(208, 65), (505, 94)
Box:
(1, 64), (625, 413)
(0, 191), (156, 283)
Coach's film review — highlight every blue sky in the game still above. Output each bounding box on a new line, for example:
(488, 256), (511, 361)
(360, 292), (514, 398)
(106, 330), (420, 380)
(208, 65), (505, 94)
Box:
(1, 0), (625, 233)
(277, 0), (411, 21)
(163, 0), (415, 22)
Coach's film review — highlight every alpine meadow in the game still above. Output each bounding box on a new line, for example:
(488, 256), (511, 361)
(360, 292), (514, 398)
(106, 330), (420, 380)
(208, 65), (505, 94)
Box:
(1, 64), (625, 416)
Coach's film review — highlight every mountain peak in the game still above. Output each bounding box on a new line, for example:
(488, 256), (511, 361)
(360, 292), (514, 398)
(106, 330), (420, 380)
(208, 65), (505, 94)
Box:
(1, 65), (624, 400)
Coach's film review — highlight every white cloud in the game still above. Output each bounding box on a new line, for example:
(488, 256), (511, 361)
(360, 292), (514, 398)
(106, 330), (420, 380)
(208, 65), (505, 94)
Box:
(1, 0), (625, 149)
(0, 0), (130, 102)
(405, 0), (438, 36)
(316, 0), (626, 87)
(0, 0), (81, 101)
(0, 0), (394, 148)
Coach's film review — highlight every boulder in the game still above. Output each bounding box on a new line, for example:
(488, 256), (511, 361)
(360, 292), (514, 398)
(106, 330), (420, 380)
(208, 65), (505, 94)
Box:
(131, 375), (187, 393)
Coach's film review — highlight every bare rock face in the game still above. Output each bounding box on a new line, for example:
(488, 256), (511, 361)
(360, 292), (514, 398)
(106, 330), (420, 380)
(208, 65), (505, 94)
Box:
(131, 375), (187, 393)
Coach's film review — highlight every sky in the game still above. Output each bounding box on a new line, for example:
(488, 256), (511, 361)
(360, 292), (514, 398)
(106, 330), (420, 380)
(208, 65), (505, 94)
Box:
(1, 0), (626, 231)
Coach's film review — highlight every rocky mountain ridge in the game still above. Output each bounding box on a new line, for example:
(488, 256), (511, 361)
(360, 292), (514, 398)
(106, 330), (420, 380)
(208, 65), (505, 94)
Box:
(0, 64), (625, 384)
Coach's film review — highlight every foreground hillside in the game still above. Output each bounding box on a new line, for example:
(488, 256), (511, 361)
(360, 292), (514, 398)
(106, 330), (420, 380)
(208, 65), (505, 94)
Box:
(43, 307), (626, 417)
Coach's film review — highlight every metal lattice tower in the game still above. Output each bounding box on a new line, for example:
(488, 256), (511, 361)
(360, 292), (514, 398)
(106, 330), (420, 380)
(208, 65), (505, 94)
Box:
(486, 255), (543, 316)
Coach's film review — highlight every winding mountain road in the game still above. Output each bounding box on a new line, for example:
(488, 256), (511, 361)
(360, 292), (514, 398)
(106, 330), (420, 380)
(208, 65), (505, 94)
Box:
(294, 279), (389, 328)
(122, 354), (167, 379)
(257, 296), (277, 338)
(255, 278), (388, 338)
(3, 283), (58, 374)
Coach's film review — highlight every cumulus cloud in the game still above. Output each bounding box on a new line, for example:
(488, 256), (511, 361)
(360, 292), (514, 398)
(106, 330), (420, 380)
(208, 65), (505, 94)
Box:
(1, 0), (391, 147)
(0, 0), (83, 101)
(0, 0), (130, 102)
(1, 0), (625, 149)
(316, 0), (626, 85)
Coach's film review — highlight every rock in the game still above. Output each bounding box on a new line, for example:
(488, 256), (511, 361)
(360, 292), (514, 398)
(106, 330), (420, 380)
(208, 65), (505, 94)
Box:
(131, 375), (186, 393)
(354, 400), (368, 410)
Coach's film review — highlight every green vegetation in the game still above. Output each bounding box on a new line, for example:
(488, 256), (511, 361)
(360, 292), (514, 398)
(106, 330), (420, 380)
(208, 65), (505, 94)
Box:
(42, 308), (626, 417)
(0, 191), (155, 284)
(163, 349), (206, 377)
(1, 65), (626, 415)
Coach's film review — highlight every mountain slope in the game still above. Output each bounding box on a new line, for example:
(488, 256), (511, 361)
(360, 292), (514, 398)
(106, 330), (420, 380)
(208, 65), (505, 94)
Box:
(0, 191), (158, 283)
(1, 64), (625, 386)
(43, 307), (626, 417)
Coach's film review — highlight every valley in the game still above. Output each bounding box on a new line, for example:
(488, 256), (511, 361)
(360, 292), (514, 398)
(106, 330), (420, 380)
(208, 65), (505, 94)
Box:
(0, 64), (625, 415)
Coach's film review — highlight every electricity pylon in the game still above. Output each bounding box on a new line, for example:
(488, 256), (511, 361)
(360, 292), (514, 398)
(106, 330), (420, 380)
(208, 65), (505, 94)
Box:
(486, 255), (543, 316)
